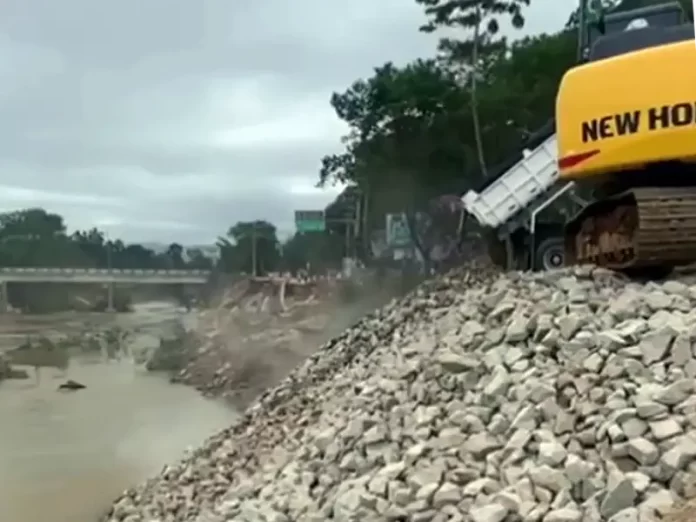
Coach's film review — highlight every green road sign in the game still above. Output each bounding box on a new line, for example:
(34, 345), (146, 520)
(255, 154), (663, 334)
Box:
(295, 210), (325, 232)
(386, 213), (411, 247)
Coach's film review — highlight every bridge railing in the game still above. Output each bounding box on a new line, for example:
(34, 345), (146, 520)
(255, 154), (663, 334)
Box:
(0, 267), (212, 276)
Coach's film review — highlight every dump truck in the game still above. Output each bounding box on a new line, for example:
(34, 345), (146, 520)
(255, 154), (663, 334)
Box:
(461, 1), (694, 274)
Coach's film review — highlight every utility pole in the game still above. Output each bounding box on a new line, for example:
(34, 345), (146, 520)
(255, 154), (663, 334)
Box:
(577, 0), (588, 61)
(106, 233), (114, 312)
(354, 196), (362, 238)
(238, 222), (270, 277)
(251, 225), (258, 276)
(362, 183), (370, 258)
(353, 194), (362, 261)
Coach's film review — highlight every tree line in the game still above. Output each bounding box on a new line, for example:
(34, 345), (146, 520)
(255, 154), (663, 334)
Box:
(0, 208), (351, 312)
(0, 208), (347, 276)
(0, 208), (213, 271)
(317, 0), (693, 264)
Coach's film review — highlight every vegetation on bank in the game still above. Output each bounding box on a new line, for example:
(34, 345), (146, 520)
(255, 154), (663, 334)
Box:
(316, 0), (694, 264)
(0, 209), (349, 276)
(0, 208), (345, 312)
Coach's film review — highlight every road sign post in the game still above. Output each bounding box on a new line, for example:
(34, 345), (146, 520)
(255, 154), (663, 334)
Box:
(386, 213), (411, 248)
(294, 210), (325, 233)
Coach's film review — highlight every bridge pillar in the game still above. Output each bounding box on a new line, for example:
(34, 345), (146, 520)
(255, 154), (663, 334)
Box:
(106, 283), (115, 312)
(0, 280), (7, 313)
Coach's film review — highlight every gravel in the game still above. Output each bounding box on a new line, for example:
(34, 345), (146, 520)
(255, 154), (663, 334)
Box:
(102, 263), (696, 521)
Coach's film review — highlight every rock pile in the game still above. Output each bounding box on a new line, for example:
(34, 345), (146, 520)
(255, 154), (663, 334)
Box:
(103, 264), (696, 522)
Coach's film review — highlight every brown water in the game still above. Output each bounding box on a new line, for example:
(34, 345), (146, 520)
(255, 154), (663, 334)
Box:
(0, 304), (238, 522)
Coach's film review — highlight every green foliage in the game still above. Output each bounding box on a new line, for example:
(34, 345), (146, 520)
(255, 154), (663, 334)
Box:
(282, 230), (345, 274)
(185, 248), (214, 269)
(417, 0), (532, 179)
(0, 208), (354, 310)
(216, 220), (347, 276)
(0, 209), (203, 272)
(320, 60), (471, 212)
(418, 0), (528, 31)
(319, 0), (580, 262)
(0, 208), (216, 312)
(418, 0), (529, 60)
(216, 220), (281, 275)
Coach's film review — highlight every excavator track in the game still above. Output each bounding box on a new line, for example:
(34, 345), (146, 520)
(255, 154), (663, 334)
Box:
(565, 187), (696, 271)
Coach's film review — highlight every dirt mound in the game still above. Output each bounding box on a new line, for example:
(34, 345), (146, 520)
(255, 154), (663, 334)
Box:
(173, 274), (396, 408)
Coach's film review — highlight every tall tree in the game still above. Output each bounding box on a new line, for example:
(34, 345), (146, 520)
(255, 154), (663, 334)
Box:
(0, 207), (223, 311)
(320, 60), (471, 212)
(0, 208), (66, 239)
(281, 231), (343, 273)
(417, 0), (530, 177)
(318, 16), (579, 267)
(185, 248), (214, 269)
(226, 220), (281, 275)
(165, 243), (185, 268)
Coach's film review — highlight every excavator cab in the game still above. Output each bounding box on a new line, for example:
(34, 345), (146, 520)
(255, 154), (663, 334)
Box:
(558, 1), (696, 272)
(581, 1), (689, 61)
(581, 2), (688, 61)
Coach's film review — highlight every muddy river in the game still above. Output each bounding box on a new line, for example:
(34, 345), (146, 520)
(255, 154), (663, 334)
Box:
(0, 302), (238, 522)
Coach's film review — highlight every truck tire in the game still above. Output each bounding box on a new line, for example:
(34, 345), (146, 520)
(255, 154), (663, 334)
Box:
(534, 236), (565, 271)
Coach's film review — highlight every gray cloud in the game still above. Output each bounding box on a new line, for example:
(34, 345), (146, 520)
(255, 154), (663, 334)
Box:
(0, 0), (573, 245)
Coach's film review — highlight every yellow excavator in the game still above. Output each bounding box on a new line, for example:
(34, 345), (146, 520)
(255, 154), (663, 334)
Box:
(461, 1), (694, 273)
(559, 1), (696, 273)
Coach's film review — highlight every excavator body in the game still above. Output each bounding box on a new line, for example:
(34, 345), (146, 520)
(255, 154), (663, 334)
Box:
(556, 2), (696, 271)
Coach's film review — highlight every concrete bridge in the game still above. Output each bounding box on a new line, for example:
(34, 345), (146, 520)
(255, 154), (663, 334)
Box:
(0, 267), (212, 312)
(0, 267), (211, 284)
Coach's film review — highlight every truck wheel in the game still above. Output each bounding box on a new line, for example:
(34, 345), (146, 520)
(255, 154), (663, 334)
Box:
(534, 237), (565, 271)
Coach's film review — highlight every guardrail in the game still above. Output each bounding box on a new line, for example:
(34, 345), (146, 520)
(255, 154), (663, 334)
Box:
(0, 267), (212, 284)
(0, 267), (211, 276)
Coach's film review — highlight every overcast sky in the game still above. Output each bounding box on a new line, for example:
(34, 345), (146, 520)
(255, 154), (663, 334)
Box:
(0, 0), (574, 244)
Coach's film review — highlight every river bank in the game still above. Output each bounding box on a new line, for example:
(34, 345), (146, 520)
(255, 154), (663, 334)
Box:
(0, 302), (238, 522)
(0, 274), (406, 522)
